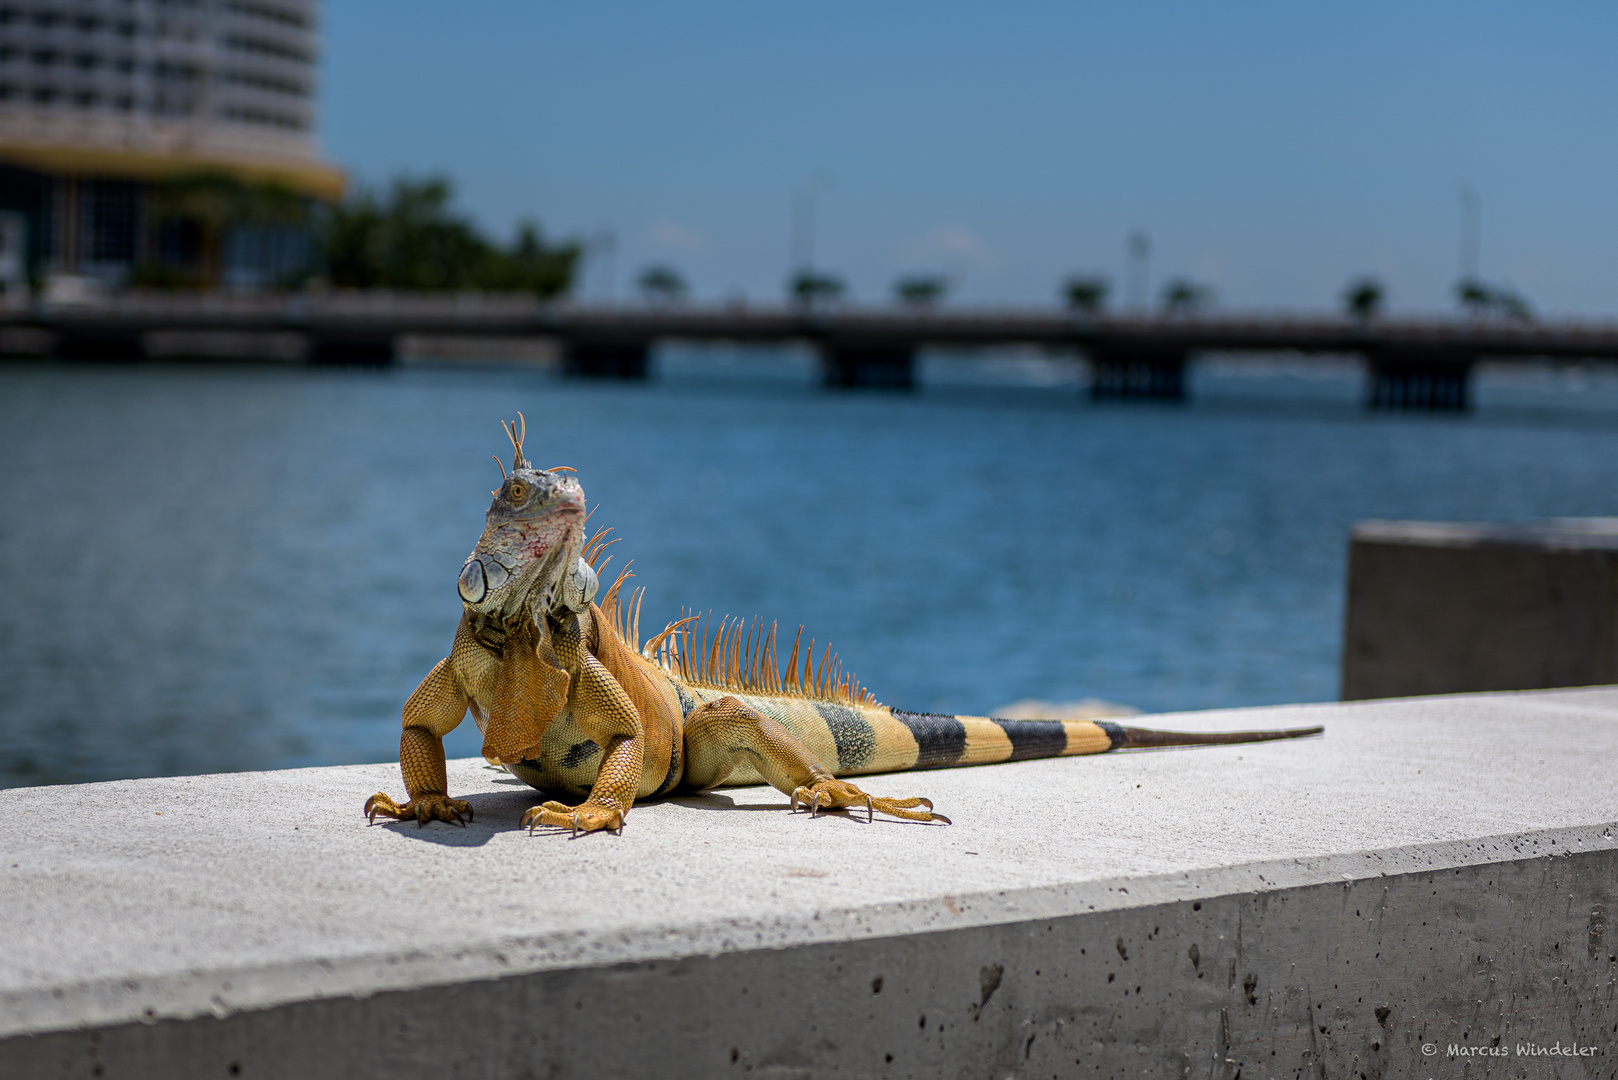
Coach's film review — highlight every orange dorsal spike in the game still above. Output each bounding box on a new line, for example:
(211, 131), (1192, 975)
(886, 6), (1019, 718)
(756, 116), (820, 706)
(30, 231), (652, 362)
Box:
(787, 628), (803, 693)
(764, 622), (779, 693)
(743, 620), (757, 688)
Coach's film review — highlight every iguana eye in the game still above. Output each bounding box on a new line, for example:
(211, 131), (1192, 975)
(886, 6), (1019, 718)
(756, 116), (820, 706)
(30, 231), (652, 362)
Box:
(507, 481), (528, 501)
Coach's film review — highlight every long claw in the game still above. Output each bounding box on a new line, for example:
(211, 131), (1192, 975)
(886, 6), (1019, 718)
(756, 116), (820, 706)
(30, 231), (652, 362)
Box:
(788, 779), (945, 825)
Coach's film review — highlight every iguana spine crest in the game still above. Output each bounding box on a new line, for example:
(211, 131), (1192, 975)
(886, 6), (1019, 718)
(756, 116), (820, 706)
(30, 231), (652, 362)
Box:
(588, 528), (875, 706)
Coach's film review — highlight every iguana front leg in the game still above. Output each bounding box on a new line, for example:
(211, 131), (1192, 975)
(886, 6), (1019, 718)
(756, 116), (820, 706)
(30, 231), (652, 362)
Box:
(364, 658), (474, 827)
(684, 696), (949, 824)
(521, 612), (644, 835)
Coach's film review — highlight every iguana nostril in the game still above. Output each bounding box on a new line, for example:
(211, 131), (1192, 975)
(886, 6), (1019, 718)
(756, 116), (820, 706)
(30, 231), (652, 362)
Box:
(457, 558), (487, 603)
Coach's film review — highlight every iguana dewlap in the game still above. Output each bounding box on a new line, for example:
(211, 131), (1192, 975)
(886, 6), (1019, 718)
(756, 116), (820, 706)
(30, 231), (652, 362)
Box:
(364, 418), (1322, 834)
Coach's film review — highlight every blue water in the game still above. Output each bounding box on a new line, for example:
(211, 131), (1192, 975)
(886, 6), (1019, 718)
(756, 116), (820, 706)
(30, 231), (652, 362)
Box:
(2, 352), (1616, 789)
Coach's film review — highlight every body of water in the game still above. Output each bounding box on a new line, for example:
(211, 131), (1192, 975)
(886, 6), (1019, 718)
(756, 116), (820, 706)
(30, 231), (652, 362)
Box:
(3, 351), (1616, 789)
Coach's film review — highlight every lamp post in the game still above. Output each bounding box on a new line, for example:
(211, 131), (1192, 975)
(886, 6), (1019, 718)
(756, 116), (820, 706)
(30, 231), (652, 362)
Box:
(1127, 230), (1151, 312)
(1456, 181), (1480, 284)
(591, 229), (618, 303)
(790, 170), (835, 280)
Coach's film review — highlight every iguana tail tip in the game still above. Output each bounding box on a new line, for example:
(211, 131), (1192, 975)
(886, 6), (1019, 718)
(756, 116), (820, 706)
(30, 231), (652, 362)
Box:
(1105, 723), (1324, 750)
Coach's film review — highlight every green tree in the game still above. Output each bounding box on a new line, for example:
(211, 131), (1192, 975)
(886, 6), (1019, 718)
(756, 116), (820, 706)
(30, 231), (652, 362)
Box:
(637, 264), (688, 303)
(1343, 278), (1384, 320)
(322, 176), (579, 296)
(894, 273), (947, 306)
(1456, 278), (1532, 321)
(1161, 277), (1213, 314)
(1062, 275), (1109, 313)
(789, 269), (845, 306)
(136, 171), (310, 288)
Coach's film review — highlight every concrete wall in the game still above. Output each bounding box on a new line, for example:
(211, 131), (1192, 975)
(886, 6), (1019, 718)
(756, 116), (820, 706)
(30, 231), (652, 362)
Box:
(8, 842), (1615, 1079)
(1342, 519), (1618, 700)
(6, 688), (1618, 1078)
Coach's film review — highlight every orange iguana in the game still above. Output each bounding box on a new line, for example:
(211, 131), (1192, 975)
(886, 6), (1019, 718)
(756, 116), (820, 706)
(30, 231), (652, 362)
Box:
(364, 418), (1322, 834)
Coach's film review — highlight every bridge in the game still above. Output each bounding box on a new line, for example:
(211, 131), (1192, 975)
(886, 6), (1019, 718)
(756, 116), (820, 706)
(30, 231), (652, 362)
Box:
(8, 292), (1618, 409)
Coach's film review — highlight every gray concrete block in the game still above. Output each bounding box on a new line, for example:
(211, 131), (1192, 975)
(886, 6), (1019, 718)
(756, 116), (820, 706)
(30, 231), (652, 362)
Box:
(5, 688), (1618, 1077)
(1342, 518), (1618, 700)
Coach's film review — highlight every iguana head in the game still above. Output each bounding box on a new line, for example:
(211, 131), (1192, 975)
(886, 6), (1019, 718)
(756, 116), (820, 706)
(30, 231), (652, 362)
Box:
(456, 415), (594, 622)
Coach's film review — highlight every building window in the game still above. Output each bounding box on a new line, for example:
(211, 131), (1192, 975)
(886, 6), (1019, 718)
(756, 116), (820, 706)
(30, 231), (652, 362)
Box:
(220, 105), (306, 130)
(157, 217), (202, 268)
(88, 180), (139, 264)
(223, 2), (309, 30)
(221, 69), (308, 97)
(221, 35), (311, 64)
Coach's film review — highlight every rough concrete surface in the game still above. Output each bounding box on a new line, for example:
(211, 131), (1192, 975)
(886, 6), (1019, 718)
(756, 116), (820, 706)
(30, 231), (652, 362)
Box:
(1342, 518), (1618, 700)
(4, 687), (1618, 1078)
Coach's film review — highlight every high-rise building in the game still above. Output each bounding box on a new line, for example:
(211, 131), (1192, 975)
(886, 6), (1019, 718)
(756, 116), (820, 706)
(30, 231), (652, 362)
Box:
(0, 0), (343, 291)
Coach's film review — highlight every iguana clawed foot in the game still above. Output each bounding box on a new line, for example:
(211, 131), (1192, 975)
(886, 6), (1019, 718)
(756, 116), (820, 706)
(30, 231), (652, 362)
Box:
(522, 799), (625, 836)
(790, 777), (951, 825)
(363, 792), (473, 827)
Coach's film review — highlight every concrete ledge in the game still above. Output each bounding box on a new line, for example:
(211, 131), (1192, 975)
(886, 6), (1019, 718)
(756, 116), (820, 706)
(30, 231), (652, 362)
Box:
(1343, 518), (1618, 699)
(5, 688), (1618, 1077)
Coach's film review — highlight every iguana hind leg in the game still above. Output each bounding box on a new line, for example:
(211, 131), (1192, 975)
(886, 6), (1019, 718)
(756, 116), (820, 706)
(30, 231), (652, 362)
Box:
(684, 696), (949, 825)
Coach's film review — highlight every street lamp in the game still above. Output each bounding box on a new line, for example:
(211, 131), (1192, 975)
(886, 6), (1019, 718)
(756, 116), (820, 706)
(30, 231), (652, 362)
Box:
(1127, 230), (1151, 312)
(591, 229), (618, 303)
(1456, 181), (1480, 285)
(790, 170), (835, 279)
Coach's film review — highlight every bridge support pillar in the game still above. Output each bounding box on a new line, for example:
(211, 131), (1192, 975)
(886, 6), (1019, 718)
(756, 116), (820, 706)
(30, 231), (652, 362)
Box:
(309, 336), (396, 367)
(1366, 354), (1473, 412)
(821, 343), (914, 389)
(1088, 350), (1188, 402)
(52, 327), (144, 362)
(566, 340), (649, 379)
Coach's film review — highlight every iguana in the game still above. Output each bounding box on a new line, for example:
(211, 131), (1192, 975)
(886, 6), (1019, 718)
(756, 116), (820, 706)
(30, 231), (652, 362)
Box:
(364, 418), (1323, 834)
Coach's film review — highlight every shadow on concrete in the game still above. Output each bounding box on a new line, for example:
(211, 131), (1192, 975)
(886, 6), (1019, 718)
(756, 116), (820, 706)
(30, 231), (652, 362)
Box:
(664, 791), (945, 826)
(666, 791), (788, 813)
(367, 790), (539, 847)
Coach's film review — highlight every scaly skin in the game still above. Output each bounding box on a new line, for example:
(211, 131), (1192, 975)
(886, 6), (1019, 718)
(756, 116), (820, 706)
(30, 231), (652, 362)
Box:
(365, 418), (1324, 834)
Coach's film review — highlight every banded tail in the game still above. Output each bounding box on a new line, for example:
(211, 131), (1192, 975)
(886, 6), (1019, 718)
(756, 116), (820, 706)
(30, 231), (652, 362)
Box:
(887, 710), (1324, 772)
(601, 585), (1326, 777)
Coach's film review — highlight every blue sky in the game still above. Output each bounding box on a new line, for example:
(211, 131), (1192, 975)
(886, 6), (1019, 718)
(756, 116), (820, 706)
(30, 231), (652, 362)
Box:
(322, 3), (1618, 313)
